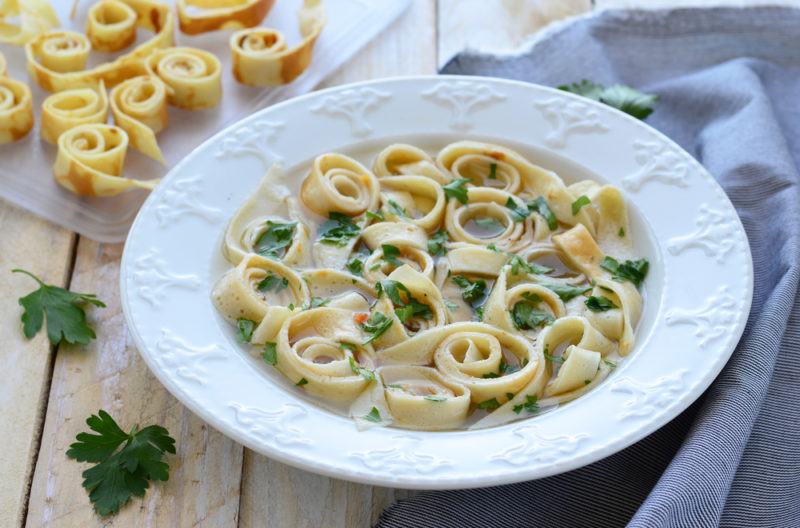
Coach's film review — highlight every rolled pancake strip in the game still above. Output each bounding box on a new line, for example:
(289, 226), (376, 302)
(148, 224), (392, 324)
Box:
(0, 75), (34, 143)
(87, 0), (137, 52)
(145, 47), (222, 109)
(110, 75), (168, 162)
(41, 81), (109, 144)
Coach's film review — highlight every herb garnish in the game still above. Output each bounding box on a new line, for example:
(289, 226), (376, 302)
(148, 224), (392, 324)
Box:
(508, 254), (552, 276)
(489, 163), (498, 179)
(477, 398), (501, 411)
(474, 217), (504, 230)
(360, 312), (393, 344)
(585, 295), (618, 312)
(424, 395), (446, 402)
(527, 196), (558, 230)
(428, 229), (448, 256)
(254, 221), (296, 258)
(603, 359), (617, 369)
(381, 244), (402, 266)
(66, 410), (176, 516)
(302, 297), (330, 310)
(363, 407), (382, 423)
(505, 197), (530, 222)
(365, 210), (385, 221)
(543, 351), (564, 364)
(262, 342), (277, 365)
(442, 178), (470, 204)
(444, 299), (459, 312)
(345, 257), (364, 276)
(543, 283), (591, 302)
(348, 356), (376, 381)
(296, 378), (308, 386)
(377, 280), (433, 323)
(257, 272), (288, 293)
(451, 275), (487, 305)
(558, 80), (657, 120)
(318, 212), (360, 246)
(512, 294), (555, 330)
(618, 227), (625, 238)
(571, 195), (591, 215)
(387, 199), (407, 217)
(487, 243), (500, 252)
(513, 395), (539, 415)
(13, 269), (106, 346)
(475, 305), (485, 321)
(236, 318), (256, 343)
(600, 256), (649, 288)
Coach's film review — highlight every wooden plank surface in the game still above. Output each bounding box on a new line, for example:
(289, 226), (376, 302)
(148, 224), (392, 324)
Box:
(0, 202), (74, 527)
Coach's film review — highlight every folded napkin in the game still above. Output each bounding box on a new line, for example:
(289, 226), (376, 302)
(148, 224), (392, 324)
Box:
(377, 7), (800, 528)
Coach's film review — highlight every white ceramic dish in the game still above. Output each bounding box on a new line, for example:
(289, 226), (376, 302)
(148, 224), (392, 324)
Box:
(120, 76), (752, 489)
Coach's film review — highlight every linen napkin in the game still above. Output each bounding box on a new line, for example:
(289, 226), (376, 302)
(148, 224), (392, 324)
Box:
(377, 7), (800, 528)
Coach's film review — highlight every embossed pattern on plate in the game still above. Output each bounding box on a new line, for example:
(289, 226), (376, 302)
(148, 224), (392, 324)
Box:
(120, 76), (753, 489)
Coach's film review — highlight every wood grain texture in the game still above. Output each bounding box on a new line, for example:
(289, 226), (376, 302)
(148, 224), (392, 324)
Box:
(0, 200), (74, 528)
(237, 2), (436, 527)
(25, 241), (243, 527)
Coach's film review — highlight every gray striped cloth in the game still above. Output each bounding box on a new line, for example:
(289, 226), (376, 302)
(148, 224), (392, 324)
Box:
(377, 7), (800, 528)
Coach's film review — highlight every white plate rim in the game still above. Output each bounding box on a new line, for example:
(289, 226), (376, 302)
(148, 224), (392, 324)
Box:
(120, 75), (753, 489)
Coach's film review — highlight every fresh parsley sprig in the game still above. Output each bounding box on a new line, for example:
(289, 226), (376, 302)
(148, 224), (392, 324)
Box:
(318, 213), (360, 246)
(377, 280), (433, 323)
(66, 410), (176, 516)
(254, 221), (297, 259)
(13, 269), (105, 346)
(558, 80), (658, 120)
(442, 178), (470, 204)
(451, 275), (487, 305)
(542, 283), (591, 302)
(601, 256), (649, 288)
(512, 293), (555, 330)
(585, 295), (618, 312)
(360, 312), (393, 344)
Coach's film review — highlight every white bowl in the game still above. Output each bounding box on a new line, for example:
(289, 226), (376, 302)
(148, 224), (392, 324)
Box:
(120, 75), (752, 489)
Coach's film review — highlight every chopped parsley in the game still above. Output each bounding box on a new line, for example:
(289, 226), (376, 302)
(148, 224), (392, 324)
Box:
(603, 359), (618, 369)
(489, 162), (498, 179)
(381, 244), (402, 266)
(442, 178), (470, 204)
(318, 212), (360, 246)
(444, 299), (459, 312)
(543, 351), (564, 364)
(428, 229), (448, 256)
(262, 342), (277, 365)
(12, 268), (105, 346)
(505, 197), (530, 222)
(387, 199), (407, 217)
(487, 243), (500, 252)
(558, 80), (657, 120)
(585, 295), (618, 312)
(451, 275), (487, 305)
(512, 295), (555, 330)
(508, 254), (552, 275)
(295, 378), (308, 386)
(365, 210), (385, 221)
(302, 297), (330, 310)
(477, 398), (501, 411)
(254, 221), (296, 259)
(571, 195), (591, 215)
(475, 305), (485, 321)
(513, 395), (539, 415)
(360, 312), (393, 344)
(474, 217), (504, 230)
(257, 272), (288, 293)
(363, 407), (382, 423)
(236, 318), (256, 343)
(424, 395), (446, 402)
(527, 196), (558, 230)
(543, 283), (591, 302)
(618, 227), (626, 238)
(345, 257), (364, 276)
(600, 256), (649, 288)
(377, 280), (432, 323)
(348, 356), (376, 381)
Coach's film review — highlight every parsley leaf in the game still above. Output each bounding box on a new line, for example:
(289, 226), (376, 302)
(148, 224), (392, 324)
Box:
(236, 318), (256, 343)
(474, 217), (504, 230)
(512, 298), (555, 330)
(527, 197), (558, 230)
(512, 395), (539, 415)
(442, 178), (470, 204)
(257, 272), (288, 293)
(585, 295), (618, 312)
(558, 80), (657, 120)
(475, 305), (485, 321)
(542, 283), (591, 302)
(318, 212), (360, 246)
(377, 280), (432, 323)
(600, 256), (649, 288)
(348, 356), (376, 382)
(381, 244), (402, 266)
(365, 210), (385, 221)
(477, 398), (501, 411)
(543, 351), (564, 364)
(262, 342), (277, 365)
(505, 197), (530, 222)
(618, 227), (625, 238)
(508, 254), (552, 276)
(302, 297), (330, 310)
(387, 199), (407, 217)
(296, 377), (308, 386)
(571, 195), (591, 215)
(487, 243), (500, 252)
(254, 221), (296, 259)
(66, 410), (175, 516)
(360, 312), (393, 344)
(363, 407), (382, 423)
(428, 229), (448, 256)
(424, 395), (446, 402)
(488, 162), (497, 179)
(451, 275), (487, 305)
(13, 269), (105, 345)
(345, 257), (364, 276)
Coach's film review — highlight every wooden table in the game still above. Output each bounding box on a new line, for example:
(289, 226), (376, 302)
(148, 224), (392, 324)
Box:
(4, 0), (729, 525)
